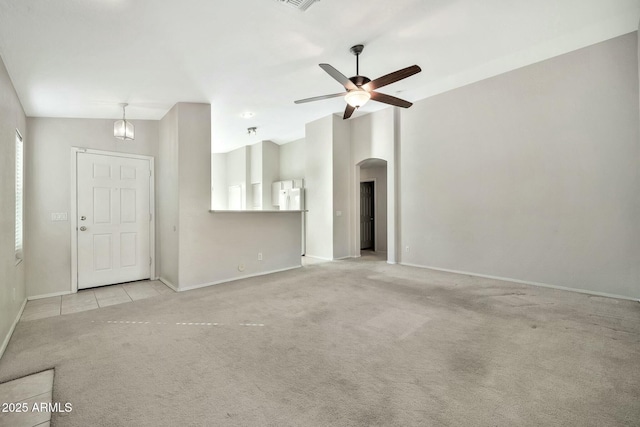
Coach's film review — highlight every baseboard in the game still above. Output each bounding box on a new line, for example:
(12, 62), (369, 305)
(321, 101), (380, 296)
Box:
(28, 290), (73, 301)
(400, 262), (640, 302)
(0, 298), (27, 360)
(304, 254), (333, 261)
(169, 265), (303, 292)
(333, 256), (353, 260)
(386, 261), (397, 265)
(158, 277), (178, 292)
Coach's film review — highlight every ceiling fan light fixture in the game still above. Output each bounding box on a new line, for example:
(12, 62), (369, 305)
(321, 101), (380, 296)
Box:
(114, 103), (134, 141)
(345, 89), (370, 108)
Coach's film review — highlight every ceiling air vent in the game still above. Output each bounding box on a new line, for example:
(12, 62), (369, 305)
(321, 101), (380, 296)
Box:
(275, 0), (320, 12)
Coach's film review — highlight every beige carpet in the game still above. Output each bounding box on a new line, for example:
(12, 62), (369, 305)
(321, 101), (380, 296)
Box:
(1, 254), (639, 426)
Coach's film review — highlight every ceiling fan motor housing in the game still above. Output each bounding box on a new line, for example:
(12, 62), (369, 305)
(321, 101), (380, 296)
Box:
(349, 75), (371, 87)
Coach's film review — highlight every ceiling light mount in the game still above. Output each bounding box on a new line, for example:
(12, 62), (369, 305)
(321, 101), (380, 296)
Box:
(247, 127), (257, 136)
(114, 103), (134, 141)
(349, 44), (364, 56)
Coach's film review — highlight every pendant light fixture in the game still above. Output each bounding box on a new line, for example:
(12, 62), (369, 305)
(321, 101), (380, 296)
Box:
(114, 103), (135, 140)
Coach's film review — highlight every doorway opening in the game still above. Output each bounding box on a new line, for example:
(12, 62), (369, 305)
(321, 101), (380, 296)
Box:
(357, 158), (388, 260)
(360, 181), (375, 250)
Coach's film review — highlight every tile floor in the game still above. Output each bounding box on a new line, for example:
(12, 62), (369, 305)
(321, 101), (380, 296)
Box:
(20, 280), (174, 322)
(0, 369), (54, 427)
(300, 255), (331, 266)
(1, 281), (173, 425)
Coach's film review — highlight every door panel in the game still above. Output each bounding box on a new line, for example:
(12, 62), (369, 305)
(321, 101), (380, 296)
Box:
(360, 181), (375, 250)
(93, 188), (111, 223)
(93, 234), (112, 270)
(77, 152), (151, 289)
(120, 188), (137, 223)
(120, 233), (137, 267)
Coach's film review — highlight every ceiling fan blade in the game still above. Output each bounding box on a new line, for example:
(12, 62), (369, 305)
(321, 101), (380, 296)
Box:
(370, 91), (413, 108)
(363, 65), (421, 91)
(320, 64), (358, 90)
(294, 92), (347, 104)
(343, 104), (356, 119)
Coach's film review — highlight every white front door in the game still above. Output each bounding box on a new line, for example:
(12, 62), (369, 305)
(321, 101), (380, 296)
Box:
(77, 152), (151, 289)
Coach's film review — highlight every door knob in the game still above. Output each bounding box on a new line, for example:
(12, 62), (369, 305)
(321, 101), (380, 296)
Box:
(80, 226), (87, 231)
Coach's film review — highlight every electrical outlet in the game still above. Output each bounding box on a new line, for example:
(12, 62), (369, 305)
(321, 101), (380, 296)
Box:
(258, 252), (263, 261)
(405, 246), (410, 253)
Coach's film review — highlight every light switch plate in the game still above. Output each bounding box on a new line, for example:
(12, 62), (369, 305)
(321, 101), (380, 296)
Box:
(51, 212), (68, 221)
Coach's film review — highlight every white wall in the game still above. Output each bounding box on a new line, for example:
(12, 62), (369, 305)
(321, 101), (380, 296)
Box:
(158, 107), (179, 285)
(0, 55), (27, 358)
(332, 116), (352, 259)
(279, 138), (305, 181)
(351, 109), (394, 165)
(400, 33), (640, 299)
(249, 143), (262, 209)
(250, 142), (262, 184)
(179, 211), (302, 289)
(225, 146), (248, 210)
(226, 145), (247, 188)
(262, 141), (280, 210)
(305, 116), (334, 259)
(360, 164), (388, 252)
(175, 103), (212, 287)
(211, 153), (227, 210)
(26, 117), (160, 297)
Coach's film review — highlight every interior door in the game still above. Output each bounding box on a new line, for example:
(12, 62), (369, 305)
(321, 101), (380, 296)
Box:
(360, 181), (375, 250)
(77, 152), (151, 289)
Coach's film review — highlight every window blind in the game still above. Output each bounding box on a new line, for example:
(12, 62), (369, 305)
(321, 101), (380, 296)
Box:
(15, 131), (23, 262)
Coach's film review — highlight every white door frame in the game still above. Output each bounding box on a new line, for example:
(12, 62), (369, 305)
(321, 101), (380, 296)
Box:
(70, 147), (156, 293)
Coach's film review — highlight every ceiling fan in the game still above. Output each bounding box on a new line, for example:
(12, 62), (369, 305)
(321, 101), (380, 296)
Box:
(294, 44), (421, 119)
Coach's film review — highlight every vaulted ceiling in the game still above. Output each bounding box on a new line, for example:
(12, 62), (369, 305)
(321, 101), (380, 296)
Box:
(0, 0), (638, 152)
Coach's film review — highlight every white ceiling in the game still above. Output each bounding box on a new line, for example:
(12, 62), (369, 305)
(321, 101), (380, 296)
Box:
(0, 0), (638, 153)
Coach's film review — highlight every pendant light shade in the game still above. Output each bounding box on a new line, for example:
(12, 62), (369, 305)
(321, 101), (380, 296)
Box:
(114, 103), (135, 140)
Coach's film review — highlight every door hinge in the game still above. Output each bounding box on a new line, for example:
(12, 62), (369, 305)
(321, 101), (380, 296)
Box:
(149, 170), (152, 177)
(149, 213), (152, 221)
(149, 257), (152, 266)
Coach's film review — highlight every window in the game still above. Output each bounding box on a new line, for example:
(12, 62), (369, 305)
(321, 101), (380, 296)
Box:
(15, 130), (23, 264)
